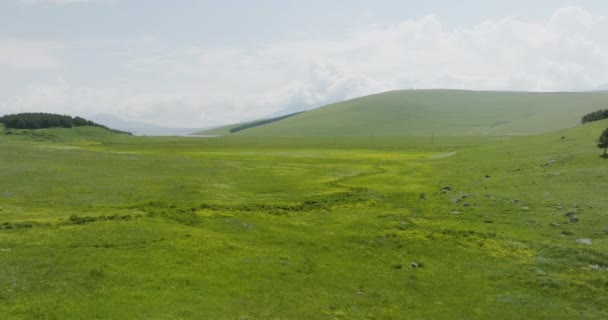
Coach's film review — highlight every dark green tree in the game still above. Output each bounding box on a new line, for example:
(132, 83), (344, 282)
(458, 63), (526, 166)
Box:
(0, 112), (132, 135)
(598, 128), (608, 158)
(582, 109), (608, 123)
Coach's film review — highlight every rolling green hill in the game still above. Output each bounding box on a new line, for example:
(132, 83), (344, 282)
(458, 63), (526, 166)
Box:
(1, 125), (134, 144)
(203, 90), (608, 136)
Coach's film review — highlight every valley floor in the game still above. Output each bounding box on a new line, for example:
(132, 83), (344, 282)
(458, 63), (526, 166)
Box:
(0, 125), (607, 319)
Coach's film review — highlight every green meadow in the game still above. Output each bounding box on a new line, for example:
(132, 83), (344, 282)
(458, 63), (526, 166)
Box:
(1, 120), (608, 319)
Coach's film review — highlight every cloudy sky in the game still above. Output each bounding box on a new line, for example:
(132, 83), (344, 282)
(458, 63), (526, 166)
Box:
(2, 0), (608, 128)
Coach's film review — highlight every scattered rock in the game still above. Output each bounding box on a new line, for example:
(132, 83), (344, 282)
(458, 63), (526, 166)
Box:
(564, 211), (576, 217)
(550, 222), (560, 227)
(541, 160), (557, 167)
(604, 228), (608, 235)
(513, 199), (520, 203)
(410, 262), (419, 268)
(576, 238), (592, 245)
(561, 230), (574, 236)
(442, 186), (453, 192)
(522, 206), (529, 211)
(463, 203), (470, 207)
(450, 210), (462, 215)
(483, 220), (493, 223)
(451, 194), (473, 204)
(570, 216), (579, 223)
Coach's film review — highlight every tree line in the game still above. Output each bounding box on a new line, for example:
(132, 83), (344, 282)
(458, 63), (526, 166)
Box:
(229, 112), (304, 133)
(0, 112), (131, 135)
(581, 109), (608, 124)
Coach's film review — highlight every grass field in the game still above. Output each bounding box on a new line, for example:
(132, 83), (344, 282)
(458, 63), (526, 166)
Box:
(1, 121), (607, 319)
(198, 90), (608, 137)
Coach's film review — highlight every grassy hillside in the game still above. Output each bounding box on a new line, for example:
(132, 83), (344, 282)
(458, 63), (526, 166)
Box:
(220, 90), (608, 136)
(2, 125), (133, 144)
(0, 126), (132, 145)
(0, 119), (607, 318)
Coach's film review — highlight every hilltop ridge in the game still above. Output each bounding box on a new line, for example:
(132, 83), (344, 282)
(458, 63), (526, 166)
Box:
(197, 90), (608, 137)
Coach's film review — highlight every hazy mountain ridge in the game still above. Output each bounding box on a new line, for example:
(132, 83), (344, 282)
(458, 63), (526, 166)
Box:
(91, 114), (206, 136)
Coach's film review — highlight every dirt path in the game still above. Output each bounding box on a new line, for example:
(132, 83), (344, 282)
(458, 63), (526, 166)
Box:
(430, 151), (458, 159)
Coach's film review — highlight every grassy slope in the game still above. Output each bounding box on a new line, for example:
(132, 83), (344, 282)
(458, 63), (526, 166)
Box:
(0, 122), (607, 318)
(225, 90), (608, 136)
(2, 125), (133, 144)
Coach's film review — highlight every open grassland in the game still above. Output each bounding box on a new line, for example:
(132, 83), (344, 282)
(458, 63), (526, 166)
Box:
(0, 122), (607, 319)
(199, 90), (608, 137)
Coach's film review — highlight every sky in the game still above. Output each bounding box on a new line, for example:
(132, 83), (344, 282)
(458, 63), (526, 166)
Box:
(2, 0), (608, 128)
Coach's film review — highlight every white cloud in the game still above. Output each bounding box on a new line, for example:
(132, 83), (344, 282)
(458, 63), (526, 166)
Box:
(2, 6), (608, 127)
(0, 79), (213, 127)
(18, 0), (107, 5)
(0, 38), (63, 69)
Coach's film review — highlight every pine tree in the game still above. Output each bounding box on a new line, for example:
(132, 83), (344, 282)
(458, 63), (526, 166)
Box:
(598, 128), (608, 158)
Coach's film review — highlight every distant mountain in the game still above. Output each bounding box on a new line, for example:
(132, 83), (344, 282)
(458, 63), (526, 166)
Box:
(596, 84), (608, 91)
(200, 89), (608, 137)
(90, 114), (205, 136)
